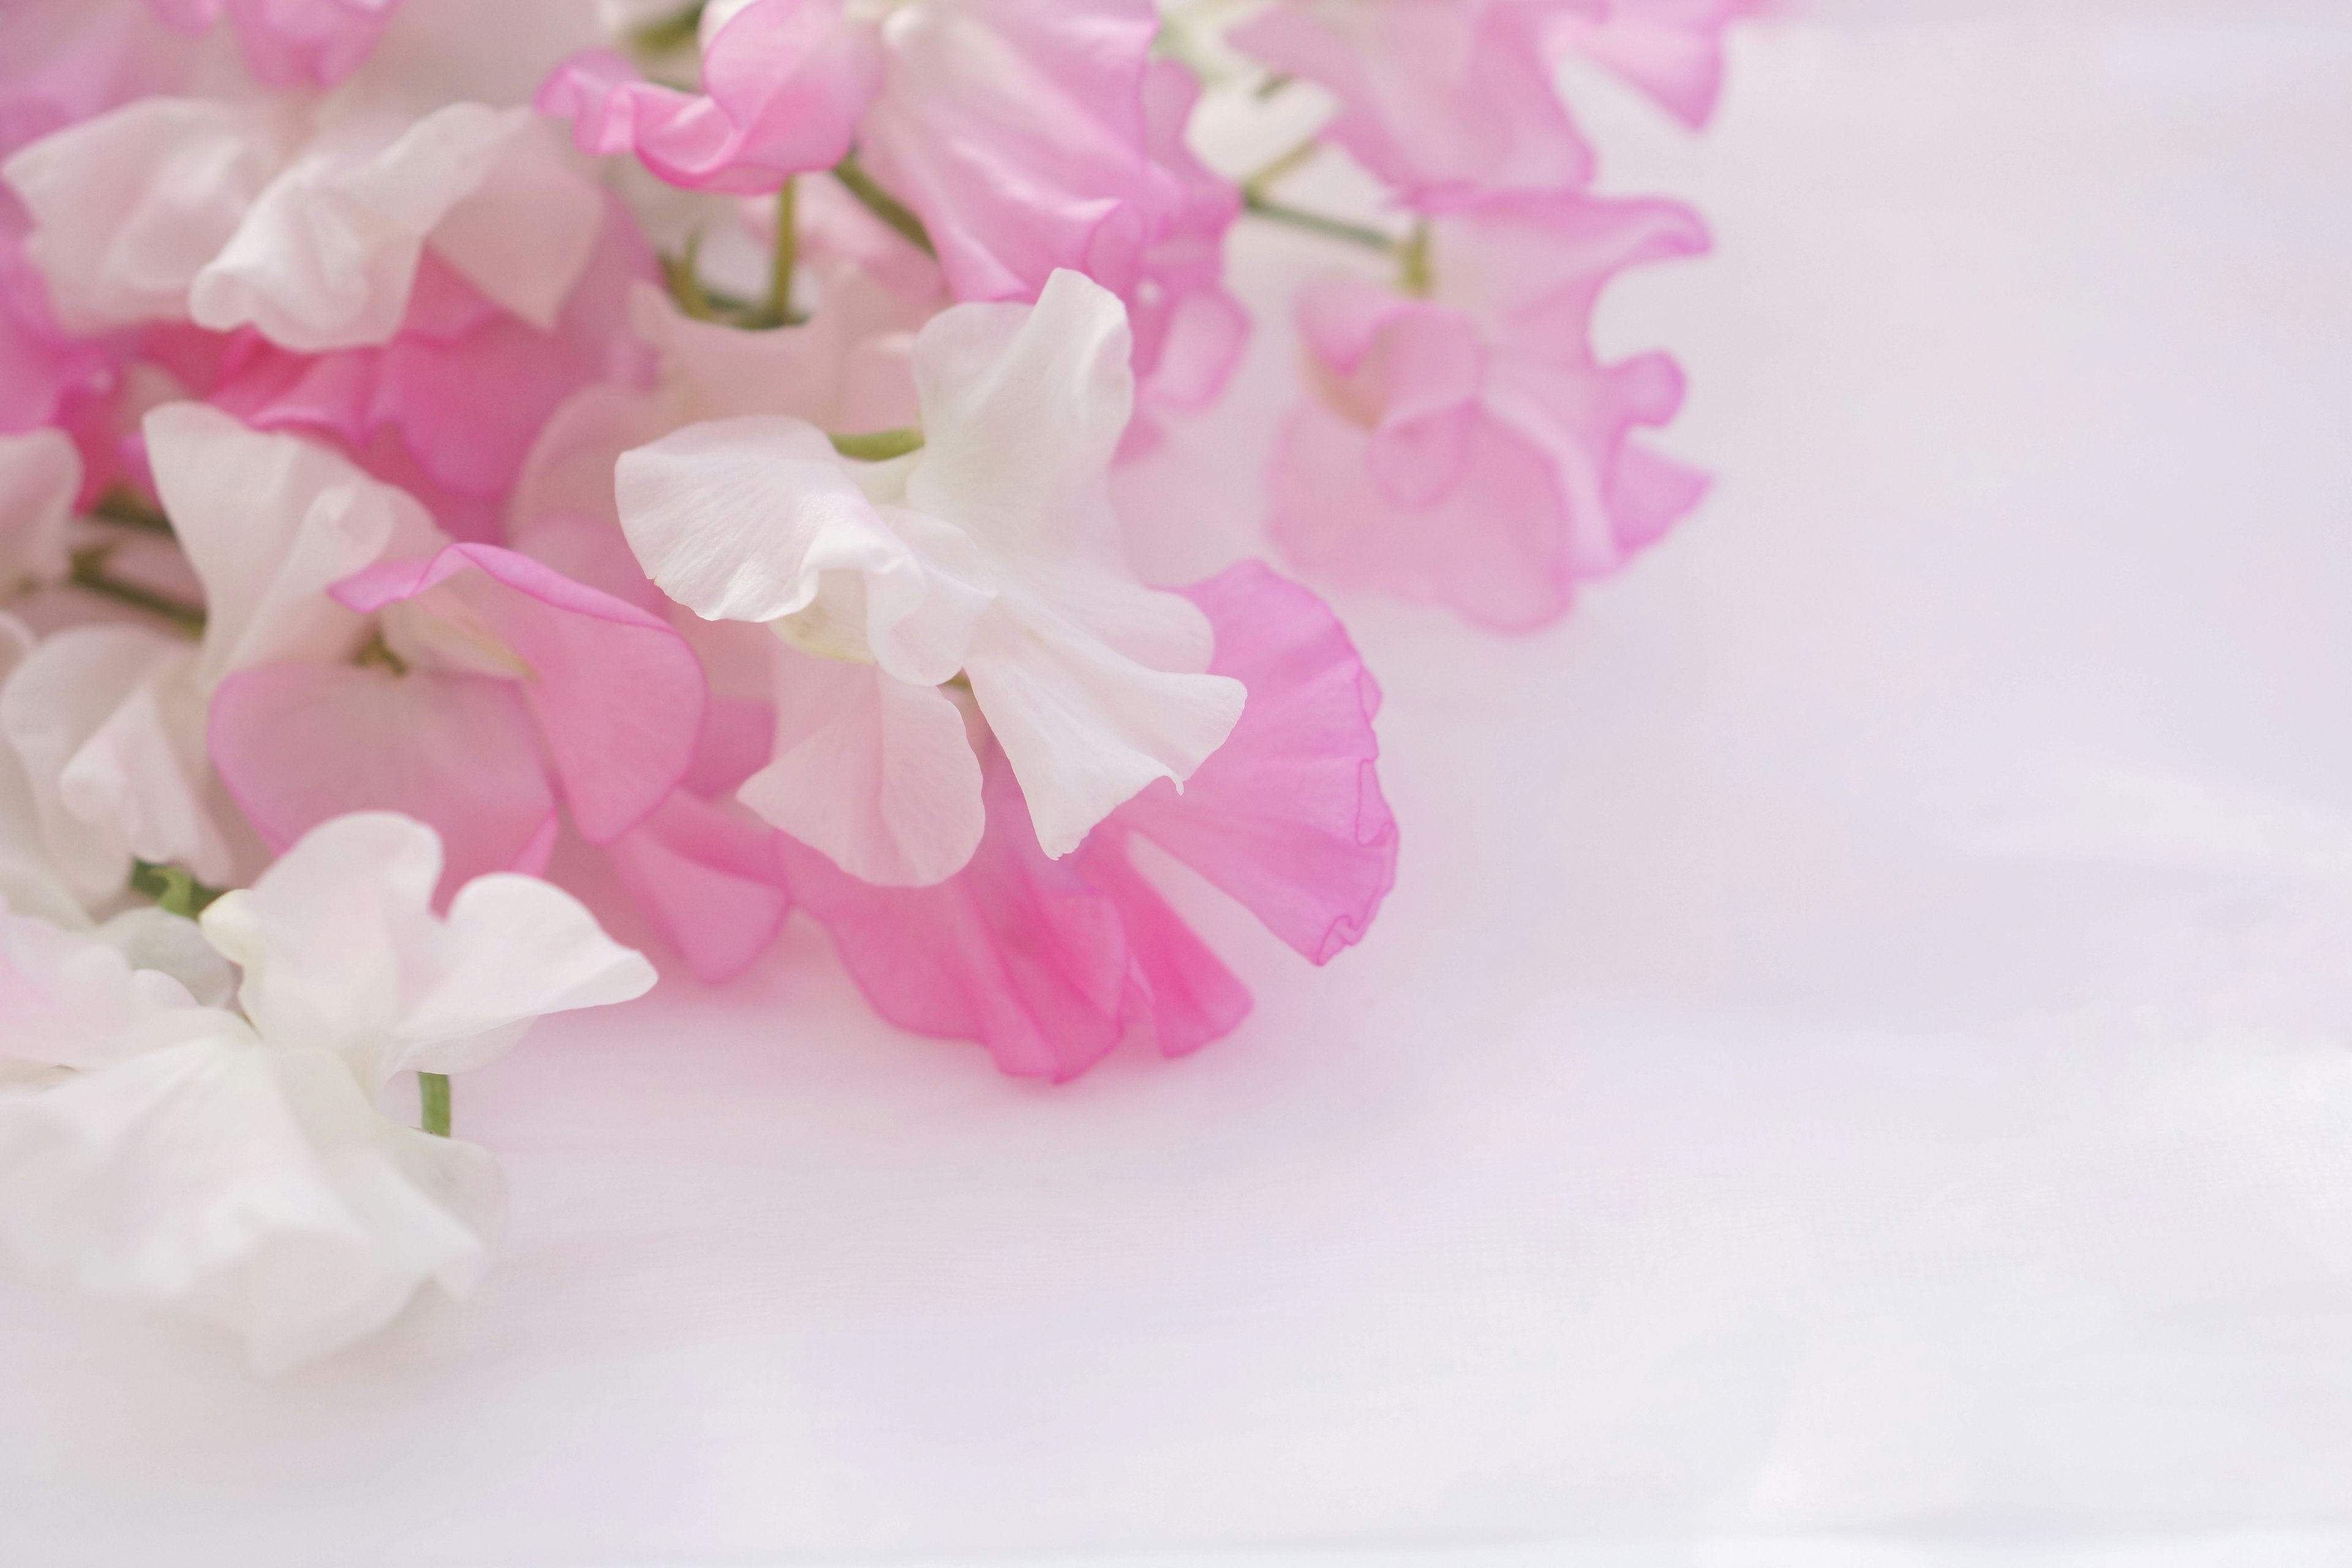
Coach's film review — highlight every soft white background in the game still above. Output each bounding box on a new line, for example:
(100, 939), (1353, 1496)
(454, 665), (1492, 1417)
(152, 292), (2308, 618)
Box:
(8, 2), (2352, 1563)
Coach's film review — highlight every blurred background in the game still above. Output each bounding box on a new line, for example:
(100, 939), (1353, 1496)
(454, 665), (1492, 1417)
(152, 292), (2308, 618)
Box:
(9, 3), (2352, 1563)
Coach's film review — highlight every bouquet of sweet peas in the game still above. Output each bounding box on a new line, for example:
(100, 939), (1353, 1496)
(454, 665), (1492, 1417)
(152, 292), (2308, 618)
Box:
(0, 0), (1745, 1370)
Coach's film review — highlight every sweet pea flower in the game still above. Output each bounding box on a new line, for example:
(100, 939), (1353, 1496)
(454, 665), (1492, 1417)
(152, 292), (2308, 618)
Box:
(1266, 190), (1711, 632)
(617, 268), (1245, 888)
(1545, 0), (1766, 129)
(133, 409), (711, 897)
(142, 0), (401, 91)
(0, 812), (655, 1371)
(0, 401), (429, 903)
(2, 86), (603, 353)
(1230, 0), (1596, 202)
(540, 0), (1241, 379)
(783, 560), (1395, 1080)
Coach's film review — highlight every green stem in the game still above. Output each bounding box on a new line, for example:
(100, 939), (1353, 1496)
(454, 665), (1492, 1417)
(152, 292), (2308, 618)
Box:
(130, 861), (227, 918)
(833, 151), (935, 258)
(661, 235), (722, 323)
(1240, 190), (1398, 254)
(766, 176), (798, 326)
(69, 547), (205, 636)
(88, 487), (175, 537)
(629, 0), (706, 56)
(1241, 137), (1320, 197)
(420, 1073), (453, 1139)
(1398, 219), (1434, 297)
(829, 428), (925, 462)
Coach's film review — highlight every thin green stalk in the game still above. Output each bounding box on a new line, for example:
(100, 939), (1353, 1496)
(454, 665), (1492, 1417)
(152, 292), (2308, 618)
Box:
(89, 487), (175, 537)
(829, 428), (925, 462)
(420, 1074), (453, 1138)
(1241, 137), (1320, 197)
(766, 176), (799, 326)
(1398, 219), (1434, 296)
(130, 861), (227, 918)
(69, 547), (205, 636)
(1240, 190), (1398, 254)
(629, 0), (706, 57)
(833, 151), (936, 258)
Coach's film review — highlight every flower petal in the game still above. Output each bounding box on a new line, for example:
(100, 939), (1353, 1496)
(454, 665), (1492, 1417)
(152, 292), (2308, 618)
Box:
(738, 644), (985, 886)
(0, 1036), (499, 1373)
(199, 812), (654, 1089)
(208, 663), (558, 896)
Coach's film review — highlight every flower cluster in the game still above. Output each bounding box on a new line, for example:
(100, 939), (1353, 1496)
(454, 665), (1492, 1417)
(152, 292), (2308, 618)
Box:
(0, 0), (1742, 1365)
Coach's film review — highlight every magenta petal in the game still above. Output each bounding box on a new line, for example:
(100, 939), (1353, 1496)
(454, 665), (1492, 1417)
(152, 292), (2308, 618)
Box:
(333, 543), (707, 845)
(782, 757), (1129, 1083)
(210, 664), (556, 897)
(605, 793), (791, 985)
(1103, 561), (1396, 965)
(537, 0), (881, 195)
(1079, 841), (1253, 1058)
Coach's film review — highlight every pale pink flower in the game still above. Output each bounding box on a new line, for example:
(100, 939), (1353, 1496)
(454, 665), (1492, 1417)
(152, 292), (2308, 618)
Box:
(539, 0), (882, 195)
(1548, 0), (1766, 129)
(211, 537), (708, 897)
(785, 560), (1395, 1080)
(142, 0), (402, 91)
(1266, 191), (1709, 632)
(1231, 0), (1593, 202)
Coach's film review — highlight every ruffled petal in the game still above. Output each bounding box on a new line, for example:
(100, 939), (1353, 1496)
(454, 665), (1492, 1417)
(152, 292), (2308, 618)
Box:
(780, 753), (1129, 1081)
(189, 102), (590, 353)
(0, 1036), (499, 1373)
(1098, 561), (1396, 965)
(537, 0), (881, 194)
(198, 812), (656, 1089)
(604, 791), (791, 984)
(0, 97), (288, 334)
(0, 901), (244, 1072)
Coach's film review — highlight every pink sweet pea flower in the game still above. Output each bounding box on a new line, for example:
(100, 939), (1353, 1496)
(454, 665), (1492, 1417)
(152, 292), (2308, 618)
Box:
(538, 0), (883, 195)
(1547, 0), (1769, 129)
(1230, 0), (1594, 202)
(1266, 190), (1710, 633)
(191, 197), (658, 543)
(211, 539), (708, 900)
(785, 560), (1395, 1081)
(141, 0), (401, 91)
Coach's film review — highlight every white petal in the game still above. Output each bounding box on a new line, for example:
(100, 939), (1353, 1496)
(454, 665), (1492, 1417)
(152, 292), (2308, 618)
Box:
(965, 587), (1247, 859)
(91, 908), (239, 1011)
(617, 415), (993, 685)
(0, 901), (246, 1072)
(0, 98), (289, 334)
(424, 117), (602, 332)
(0, 1039), (500, 1373)
(0, 430), (79, 591)
(189, 102), (543, 353)
(907, 269), (1136, 561)
(0, 626), (227, 898)
(146, 403), (442, 691)
(199, 812), (657, 1089)
(0, 615), (87, 928)
(737, 645), (986, 887)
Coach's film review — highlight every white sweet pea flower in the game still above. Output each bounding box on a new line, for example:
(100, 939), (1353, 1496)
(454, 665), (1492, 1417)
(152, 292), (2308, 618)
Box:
(1, 88), (601, 352)
(200, 812), (660, 1093)
(617, 269), (1246, 884)
(0, 404), (441, 903)
(0, 812), (654, 1372)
